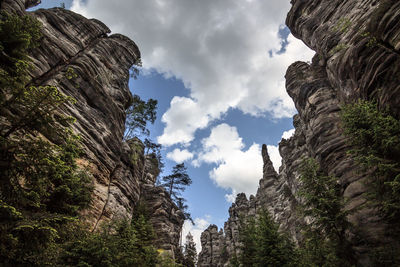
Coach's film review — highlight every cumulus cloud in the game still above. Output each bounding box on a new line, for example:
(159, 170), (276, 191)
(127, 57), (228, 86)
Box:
(71, 0), (314, 147)
(195, 124), (263, 199)
(166, 148), (194, 163)
(282, 128), (295, 140)
(182, 216), (211, 254)
(266, 145), (281, 173)
(266, 128), (296, 172)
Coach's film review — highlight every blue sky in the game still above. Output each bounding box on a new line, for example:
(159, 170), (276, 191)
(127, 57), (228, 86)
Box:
(34, 0), (314, 251)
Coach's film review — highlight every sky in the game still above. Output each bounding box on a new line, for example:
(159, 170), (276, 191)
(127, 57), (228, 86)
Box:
(33, 0), (314, 252)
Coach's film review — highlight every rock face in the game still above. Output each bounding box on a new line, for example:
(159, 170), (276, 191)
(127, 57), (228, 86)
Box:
(199, 0), (400, 266)
(2, 0), (184, 255)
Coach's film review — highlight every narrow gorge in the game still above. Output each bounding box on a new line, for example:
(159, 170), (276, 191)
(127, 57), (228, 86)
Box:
(1, 0), (400, 266)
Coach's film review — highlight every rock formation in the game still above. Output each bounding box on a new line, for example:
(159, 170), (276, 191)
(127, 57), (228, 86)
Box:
(1, 0), (184, 255)
(199, 0), (400, 266)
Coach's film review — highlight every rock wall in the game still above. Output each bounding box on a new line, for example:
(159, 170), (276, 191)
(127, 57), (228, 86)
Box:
(199, 0), (400, 266)
(1, 0), (184, 255)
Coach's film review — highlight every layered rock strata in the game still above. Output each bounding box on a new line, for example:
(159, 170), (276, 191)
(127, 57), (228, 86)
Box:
(199, 0), (400, 266)
(2, 0), (184, 254)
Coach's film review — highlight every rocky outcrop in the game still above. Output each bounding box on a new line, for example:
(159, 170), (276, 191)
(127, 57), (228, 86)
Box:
(199, 0), (400, 265)
(1, 0), (184, 255)
(198, 225), (226, 267)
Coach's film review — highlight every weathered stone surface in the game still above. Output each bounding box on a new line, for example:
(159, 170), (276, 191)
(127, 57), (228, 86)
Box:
(2, 1), (184, 255)
(198, 225), (225, 267)
(200, 0), (400, 265)
(26, 5), (140, 228)
(141, 184), (185, 254)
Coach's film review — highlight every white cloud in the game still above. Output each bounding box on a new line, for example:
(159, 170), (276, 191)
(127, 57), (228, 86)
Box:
(182, 216), (211, 254)
(166, 148), (194, 163)
(282, 128), (295, 140)
(265, 128), (296, 172)
(71, 0), (314, 147)
(225, 189), (238, 203)
(195, 124), (263, 199)
(266, 145), (281, 173)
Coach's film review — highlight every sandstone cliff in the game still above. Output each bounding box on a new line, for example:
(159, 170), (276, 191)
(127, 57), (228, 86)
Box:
(1, 0), (184, 255)
(199, 0), (400, 266)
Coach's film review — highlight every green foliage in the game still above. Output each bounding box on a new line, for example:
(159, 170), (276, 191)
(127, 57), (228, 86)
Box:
(143, 138), (164, 178)
(183, 232), (197, 267)
(237, 209), (297, 267)
(63, 219), (158, 267)
(341, 100), (400, 222)
(0, 12), (94, 265)
(161, 163), (192, 200)
(298, 158), (354, 266)
(333, 18), (352, 33)
(298, 158), (350, 241)
(229, 253), (240, 267)
(0, 11), (168, 267)
(329, 43), (348, 56)
(296, 226), (343, 267)
(157, 249), (184, 267)
(176, 197), (193, 224)
(124, 94), (157, 139)
(160, 163), (193, 220)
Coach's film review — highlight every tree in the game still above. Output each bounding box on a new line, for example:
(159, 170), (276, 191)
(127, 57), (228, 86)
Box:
(238, 216), (257, 266)
(143, 138), (164, 179)
(176, 197), (193, 223)
(62, 219), (158, 267)
(160, 163), (193, 221)
(341, 100), (400, 222)
(124, 94), (157, 139)
(0, 12), (92, 266)
(298, 158), (354, 266)
(161, 163), (192, 202)
(183, 232), (197, 267)
(238, 210), (297, 267)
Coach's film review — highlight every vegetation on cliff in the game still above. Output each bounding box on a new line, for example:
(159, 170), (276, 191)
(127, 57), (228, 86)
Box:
(0, 11), (185, 266)
(234, 209), (297, 267)
(0, 11), (93, 265)
(341, 100), (400, 264)
(297, 158), (354, 266)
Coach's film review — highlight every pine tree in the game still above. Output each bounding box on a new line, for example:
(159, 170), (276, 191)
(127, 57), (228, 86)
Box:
(160, 163), (193, 222)
(238, 216), (257, 266)
(183, 232), (197, 267)
(0, 12), (92, 266)
(238, 210), (297, 267)
(298, 158), (354, 266)
(161, 163), (192, 200)
(176, 197), (193, 223)
(124, 94), (157, 139)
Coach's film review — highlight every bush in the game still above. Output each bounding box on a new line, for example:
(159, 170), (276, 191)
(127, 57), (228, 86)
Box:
(0, 12), (93, 265)
(238, 209), (297, 267)
(62, 219), (158, 267)
(297, 158), (354, 266)
(341, 100), (400, 222)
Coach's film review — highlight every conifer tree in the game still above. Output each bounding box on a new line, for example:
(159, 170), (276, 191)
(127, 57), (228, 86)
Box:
(0, 12), (92, 265)
(183, 232), (197, 267)
(124, 94), (157, 139)
(238, 210), (297, 267)
(160, 163), (193, 221)
(298, 158), (354, 266)
(161, 163), (192, 200)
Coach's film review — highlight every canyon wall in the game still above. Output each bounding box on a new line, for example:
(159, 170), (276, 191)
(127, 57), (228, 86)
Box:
(199, 0), (400, 266)
(1, 0), (184, 255)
